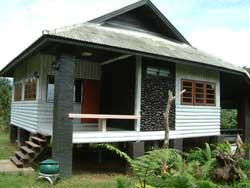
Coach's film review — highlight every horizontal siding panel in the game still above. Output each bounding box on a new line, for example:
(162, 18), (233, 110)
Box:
(176, 112), (220, 116)
(176, 126), (220, 130)
(11, 110), (38, 115)
(177, 122), (220, 127)
(176, 119), (220, 123)
(11, 112), (38, 119)
(176, 108), (220, 113)
(37, 103), (53, 134)
(37, 102), (81, 135)
(175, 105), (221, 137)
(11, 117), (37, 126)
(10, 101), (38, 132)
(176, 105), (220, 109)
(177, 116), (220, 120)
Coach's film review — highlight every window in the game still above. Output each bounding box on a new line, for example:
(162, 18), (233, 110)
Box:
(47, 75), (82, 103)
(181, 80), (216, 106)
(74, 79), (83, 103)
(47, 76), (54, 102)
(14, 83), (22, 101)
(24, 77), (37, 100)
(146, 66), (170, 77)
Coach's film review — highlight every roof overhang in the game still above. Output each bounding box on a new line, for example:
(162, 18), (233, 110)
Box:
(1, 34), (250, 86)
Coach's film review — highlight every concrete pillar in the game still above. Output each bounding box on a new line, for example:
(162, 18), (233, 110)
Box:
(209, 136), (225, 144)
(52, 54), (75, 177)
(126, 142), (144, 174)
(9, 124), (18, 144)
(17, 128), (30, 146)
(128, 142), (145, 159)
(172, 139), (183, 151)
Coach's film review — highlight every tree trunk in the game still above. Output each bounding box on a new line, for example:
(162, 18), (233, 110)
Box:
(162, 90), (185, 149)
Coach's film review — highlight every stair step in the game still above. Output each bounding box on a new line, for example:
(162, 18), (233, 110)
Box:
(10, 156), (23, 168)
(37, 132), (49, 138)
(15, 151), (29, 160)
(31, 136), (46, 143)
(20, 146), (35, 154)
(26, 141), (41, 149)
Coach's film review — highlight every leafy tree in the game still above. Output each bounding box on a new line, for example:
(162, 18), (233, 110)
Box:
(221, 109), (237, 129)
(0, 77), (12, 131)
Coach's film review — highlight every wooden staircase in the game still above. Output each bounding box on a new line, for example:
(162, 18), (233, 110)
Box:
(10, 133), (49, 168)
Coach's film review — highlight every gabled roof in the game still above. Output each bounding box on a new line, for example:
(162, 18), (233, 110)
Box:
(47, 23), (244, 74)
(88, 0), (190, 44)
(0, 0), (249, 82)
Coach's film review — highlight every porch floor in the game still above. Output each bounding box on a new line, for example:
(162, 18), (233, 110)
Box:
(72, 131), (220, 143)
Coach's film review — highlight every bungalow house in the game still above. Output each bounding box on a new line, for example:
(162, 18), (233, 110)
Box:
(1, 0), (250, 177)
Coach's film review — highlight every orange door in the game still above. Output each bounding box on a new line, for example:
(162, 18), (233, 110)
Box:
(81, 80), (101, 123)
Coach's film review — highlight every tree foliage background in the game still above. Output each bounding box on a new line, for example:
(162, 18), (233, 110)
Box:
(221, 109), (237, 129)
(0, 77), (12, 131)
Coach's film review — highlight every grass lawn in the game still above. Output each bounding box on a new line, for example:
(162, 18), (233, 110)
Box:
(0, 132), (134, 188)
(0, 133), (15, 159)
(0, 173), (121, 188)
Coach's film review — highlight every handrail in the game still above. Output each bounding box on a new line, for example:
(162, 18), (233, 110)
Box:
(68, 113), (140, 132)
(69, 113), (140, 120)
(220, 128), (243, 132)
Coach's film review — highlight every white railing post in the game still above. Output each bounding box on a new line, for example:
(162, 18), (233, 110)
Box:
(134, 56), (142, 132)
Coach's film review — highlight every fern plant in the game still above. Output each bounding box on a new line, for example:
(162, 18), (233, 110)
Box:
(93, 143), (132, 164)
(131, 149), (184, 188)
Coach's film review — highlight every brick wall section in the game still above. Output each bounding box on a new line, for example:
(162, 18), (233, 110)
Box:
(141, 58), (176, 131)
(52, 54), (75, 177)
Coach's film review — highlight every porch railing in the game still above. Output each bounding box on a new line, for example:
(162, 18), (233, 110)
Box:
(220, 128), (243, 143)
(69, 113), (140, 132)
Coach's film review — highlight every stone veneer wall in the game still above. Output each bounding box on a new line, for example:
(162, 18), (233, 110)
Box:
(141, 58), (176, 131)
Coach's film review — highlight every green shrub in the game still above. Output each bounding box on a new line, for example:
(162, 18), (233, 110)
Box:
(131, 149), (183, 188)
(186, 143), (212, 165)
(240, 160), (250, 178)
(234, 180), (250, 188)
(195, 180), (217, 188)
(186, 148), (207, 165)
(116, 176), (131, 188)
(148, 176), (193, 188)
(240, 160), (250, 171)
(212, 142), (232, 156)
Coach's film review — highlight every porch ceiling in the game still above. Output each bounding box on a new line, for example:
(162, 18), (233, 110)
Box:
(41, 41), (125, 63)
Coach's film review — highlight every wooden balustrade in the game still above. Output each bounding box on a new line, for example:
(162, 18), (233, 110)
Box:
(69, 114), (140, 132)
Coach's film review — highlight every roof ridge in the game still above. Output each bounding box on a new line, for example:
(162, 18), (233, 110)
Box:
(45, 22), (97, 35)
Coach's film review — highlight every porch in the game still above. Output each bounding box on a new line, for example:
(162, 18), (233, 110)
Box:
(70, 112), (220, 143)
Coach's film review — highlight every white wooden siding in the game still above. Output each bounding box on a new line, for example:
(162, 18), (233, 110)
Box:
(175, 64), (221, 137)
(10, 54), (41, 132)
(10, 101), (39, 133)
(37, 103), (86, 135)
(11, 53), (101, 134)
(36, 54), (101, 134)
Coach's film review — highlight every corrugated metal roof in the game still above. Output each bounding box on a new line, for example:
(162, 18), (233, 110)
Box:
(47, 23), (247, 75)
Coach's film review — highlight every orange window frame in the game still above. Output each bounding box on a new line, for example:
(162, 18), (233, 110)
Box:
(181, 79), (216, 106)
(181, 80), (194, 105)
(24, 78), (37, 101)
(14, 83), (22, 101)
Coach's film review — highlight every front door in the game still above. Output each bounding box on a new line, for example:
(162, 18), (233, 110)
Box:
(81, 79), (101, 123)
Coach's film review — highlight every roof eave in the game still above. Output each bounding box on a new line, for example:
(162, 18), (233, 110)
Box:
(0, 35), (48, 77)
(1, 35), (249, 85)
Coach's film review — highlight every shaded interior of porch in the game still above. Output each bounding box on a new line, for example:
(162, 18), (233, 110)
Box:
(220, 71), (250, 143)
